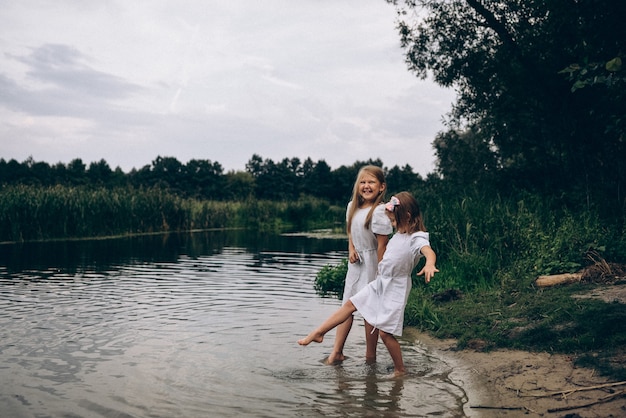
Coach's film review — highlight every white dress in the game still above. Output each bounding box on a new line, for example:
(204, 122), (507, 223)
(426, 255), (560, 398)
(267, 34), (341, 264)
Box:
(341, 202), (393, 305)
(350, 231), (430, 336)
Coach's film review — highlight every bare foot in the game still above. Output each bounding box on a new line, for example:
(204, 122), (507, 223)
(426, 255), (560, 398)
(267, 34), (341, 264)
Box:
(297, 332), (324, 346)
(325, 352), (345, 365)
(380, 370), (406, 380)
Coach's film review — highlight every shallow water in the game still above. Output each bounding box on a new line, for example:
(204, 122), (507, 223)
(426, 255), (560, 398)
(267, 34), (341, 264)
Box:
(0, 231), (469, 417)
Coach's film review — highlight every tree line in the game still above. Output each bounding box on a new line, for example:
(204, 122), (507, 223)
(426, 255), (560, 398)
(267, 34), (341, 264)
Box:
(0, 154), (424, 204)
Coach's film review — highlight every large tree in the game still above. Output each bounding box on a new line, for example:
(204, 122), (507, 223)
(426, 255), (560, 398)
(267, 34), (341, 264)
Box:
(388, 0), (626, 205)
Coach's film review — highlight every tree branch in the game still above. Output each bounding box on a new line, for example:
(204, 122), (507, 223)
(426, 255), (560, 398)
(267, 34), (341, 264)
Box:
(464, 0), (517, 50)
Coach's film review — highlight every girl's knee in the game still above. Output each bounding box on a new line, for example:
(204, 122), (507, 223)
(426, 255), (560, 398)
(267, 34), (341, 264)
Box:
(344, 300), (357, 311)
(379, 331), (395, 341)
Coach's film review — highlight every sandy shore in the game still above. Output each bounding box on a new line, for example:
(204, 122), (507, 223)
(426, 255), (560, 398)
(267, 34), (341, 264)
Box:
(406, 330), (626, 417)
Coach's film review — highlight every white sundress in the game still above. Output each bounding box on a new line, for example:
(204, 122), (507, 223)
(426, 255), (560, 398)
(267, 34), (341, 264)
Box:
(341, 202), (393, 305)
(350, 231), (430, 336)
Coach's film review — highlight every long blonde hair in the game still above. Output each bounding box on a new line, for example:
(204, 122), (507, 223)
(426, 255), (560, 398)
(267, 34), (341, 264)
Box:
(346, 165), (387, 234)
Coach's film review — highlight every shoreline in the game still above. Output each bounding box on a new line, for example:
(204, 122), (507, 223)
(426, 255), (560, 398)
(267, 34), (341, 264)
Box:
(406, 329), (626, 417)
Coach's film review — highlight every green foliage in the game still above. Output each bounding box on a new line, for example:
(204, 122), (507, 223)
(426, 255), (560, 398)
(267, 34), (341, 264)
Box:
(314, 258), (348, 299)
(388, 0), (626, 207)
(417, 189), (618, 293)
(560, 57), (624, 92)
(404, 288), (442, 331)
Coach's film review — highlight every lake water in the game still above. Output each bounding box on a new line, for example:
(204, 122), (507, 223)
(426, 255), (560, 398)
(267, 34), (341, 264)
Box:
(0, 230), (471, 417)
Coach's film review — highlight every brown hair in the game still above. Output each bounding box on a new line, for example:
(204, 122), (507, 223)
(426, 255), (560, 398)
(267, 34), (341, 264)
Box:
(346, 165), (387, 234)
(389, 191), (426, 234)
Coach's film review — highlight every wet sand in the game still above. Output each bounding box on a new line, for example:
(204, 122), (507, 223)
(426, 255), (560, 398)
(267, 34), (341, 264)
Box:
(406, 329), (626, 417)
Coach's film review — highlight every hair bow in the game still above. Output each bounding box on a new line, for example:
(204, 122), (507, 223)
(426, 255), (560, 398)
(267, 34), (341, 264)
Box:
(385, 196), (400, 212)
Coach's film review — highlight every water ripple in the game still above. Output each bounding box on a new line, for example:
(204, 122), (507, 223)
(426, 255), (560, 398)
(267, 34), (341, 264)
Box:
(0, 235), (467, 417)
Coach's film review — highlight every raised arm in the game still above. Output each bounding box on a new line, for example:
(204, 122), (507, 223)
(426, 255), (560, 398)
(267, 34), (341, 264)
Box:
(417, 245), (439, 283)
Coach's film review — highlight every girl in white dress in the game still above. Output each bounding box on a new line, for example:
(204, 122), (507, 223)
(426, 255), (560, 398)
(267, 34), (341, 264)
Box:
(298, 192), (438, 376)
(327, 165), (392, 365)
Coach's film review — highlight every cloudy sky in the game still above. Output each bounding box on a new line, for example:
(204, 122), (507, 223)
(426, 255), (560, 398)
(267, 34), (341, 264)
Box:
(0, 1), (455, 176)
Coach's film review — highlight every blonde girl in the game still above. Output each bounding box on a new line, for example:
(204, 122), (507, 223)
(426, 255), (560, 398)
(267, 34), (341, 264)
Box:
(327, 165), (392, 365)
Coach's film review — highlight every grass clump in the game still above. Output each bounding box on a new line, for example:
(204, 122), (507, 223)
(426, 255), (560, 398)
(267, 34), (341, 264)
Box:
(314, 258), (347, 300)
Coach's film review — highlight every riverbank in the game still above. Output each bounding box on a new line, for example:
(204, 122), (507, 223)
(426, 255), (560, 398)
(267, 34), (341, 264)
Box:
(407, 329), (626, 417)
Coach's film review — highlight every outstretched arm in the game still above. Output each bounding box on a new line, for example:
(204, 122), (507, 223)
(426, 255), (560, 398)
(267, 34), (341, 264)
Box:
(417, 245), (439, 283)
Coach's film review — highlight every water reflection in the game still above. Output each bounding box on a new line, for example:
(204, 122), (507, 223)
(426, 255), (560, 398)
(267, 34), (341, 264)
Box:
(0, 230), (468, 417)
(0, 230), (347, 275)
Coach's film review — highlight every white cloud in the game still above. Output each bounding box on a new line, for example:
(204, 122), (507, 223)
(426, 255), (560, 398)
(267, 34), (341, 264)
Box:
(0, 0), (455, 175)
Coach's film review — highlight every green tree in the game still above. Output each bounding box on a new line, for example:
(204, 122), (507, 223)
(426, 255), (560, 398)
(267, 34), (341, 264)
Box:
(28, 159), (53, 186)
(245, 155), (301, 200)
(224, 170), (254, 200)
(387, 0), (626, 207)
(0, 157), (35, 185)
(87, 159), (114, 186)
(301, 158), (335, 200)
(432, 127), (498, 189)
(151, 156), (184, 193)
(51, 162), (68, 185)
(128, 164), (152, 189)
(67, 158), (87, 185)
(184, 159), (225, 199)
(245, 154), (264, 178)
(386, 164), (424, 195)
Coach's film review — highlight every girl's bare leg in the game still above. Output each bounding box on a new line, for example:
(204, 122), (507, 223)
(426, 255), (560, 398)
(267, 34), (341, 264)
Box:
(298, 301), (357, 346)
(327, 315), (353, 364)
(364, 320), (379, 364)
(379, 331), (405, 376)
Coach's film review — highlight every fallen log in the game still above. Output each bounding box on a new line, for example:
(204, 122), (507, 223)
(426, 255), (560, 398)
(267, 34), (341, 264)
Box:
(535, 273), (582, 288)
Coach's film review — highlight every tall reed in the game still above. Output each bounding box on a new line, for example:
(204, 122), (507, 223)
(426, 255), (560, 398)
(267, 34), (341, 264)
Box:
(0, 185), (344, 242)
(415, 190), (616, 294)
